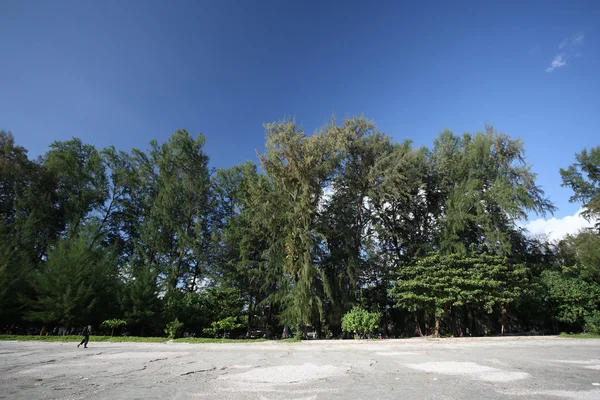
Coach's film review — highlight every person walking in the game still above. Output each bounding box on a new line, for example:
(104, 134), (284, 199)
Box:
(77, 325), (91, 348)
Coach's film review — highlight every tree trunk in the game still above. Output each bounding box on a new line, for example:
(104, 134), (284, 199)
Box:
(501, 306), (507, 335)
(90, 193), (117, 248)
(111, 327), (114, 337)
(282, 325), (289, 339)
(434, 316), (441, 338)
(450, 307), (456, 337)
(414, 313), (423, 337)
(315, 317), (321, 339)
(266, 302), (273, 338)
(246, 296), (254, 338)
(190, 260), (199, 292)
(463, 306), (470, 336)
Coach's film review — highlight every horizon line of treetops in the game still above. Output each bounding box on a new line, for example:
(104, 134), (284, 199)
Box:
(1, 115), (599, 339)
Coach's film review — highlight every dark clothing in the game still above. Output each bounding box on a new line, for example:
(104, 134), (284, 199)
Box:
(79, 325), (91, 348)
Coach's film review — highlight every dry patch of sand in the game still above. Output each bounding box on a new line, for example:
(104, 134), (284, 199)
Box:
(92, 351), (190, 360)
(550, 359), (600, 372)
(502, 389), (600, 399)
(219, 363), (345, 384)
(375, 351), (419, 356)
(405, 361), (529, 382)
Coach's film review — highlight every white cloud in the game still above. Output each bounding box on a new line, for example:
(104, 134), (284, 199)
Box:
(547, 32), (584, 72)
(559, 32), (584, 49)
(559, 39), (568, 49)
(571, 32), (585, 46)
(546, 54), (567, 72)
(521, 208), (593, 242)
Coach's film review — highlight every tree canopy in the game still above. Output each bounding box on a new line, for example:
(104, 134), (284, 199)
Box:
(1, 121), (598, 338)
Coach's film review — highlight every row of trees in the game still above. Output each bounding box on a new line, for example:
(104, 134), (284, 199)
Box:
(1, 117), (599, 338)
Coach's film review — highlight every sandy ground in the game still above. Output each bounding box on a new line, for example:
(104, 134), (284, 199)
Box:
(1, 337), (600, 400)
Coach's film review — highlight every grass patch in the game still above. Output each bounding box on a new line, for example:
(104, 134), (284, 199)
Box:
(0, 335), (83, 342)
(96, 336), (167, 343)
(0, 335), (308, 344)
(559, 332), (600, 339)
(0, 335), (167, 343)
(0, 335), (269, 344)
(173, 337), (267, 344)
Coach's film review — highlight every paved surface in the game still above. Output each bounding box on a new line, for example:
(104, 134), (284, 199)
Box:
(1, 337), (600, 399)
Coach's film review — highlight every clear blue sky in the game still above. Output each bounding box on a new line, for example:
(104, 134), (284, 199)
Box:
(1, 0), (599, 219)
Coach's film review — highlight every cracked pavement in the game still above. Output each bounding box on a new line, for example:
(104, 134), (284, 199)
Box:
(1, 337), (600, 399)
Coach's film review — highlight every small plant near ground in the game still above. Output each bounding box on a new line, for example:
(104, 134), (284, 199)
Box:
(164, 318), (184, 339)
(204, 316), (243, 338)
(341, 306), (381, 339)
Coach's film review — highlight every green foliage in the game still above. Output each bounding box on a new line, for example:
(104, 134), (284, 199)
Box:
(0, 132), (61, 325)
(318, 125), (392, 324)
(560, 333), (600, 339)
(341, 306), (381, 338)
(101, 319), (127, 336)
(584, 311), (600, 335)
(257, 119), (347, 329)
(390, 253), (528, 335)
(432, 128), (554, 255)
(0, 238), (32, 323)
(0, 334), (275, 343)
(43, 138), (108, 233)
(205, 286), (243, 322)
(173, 337), (267, 343)
(162, 290), (208, 334)
(164, 318), (184, 339)
(122, 265), (162, 335)
(540, 270), (600, 327)
(204, 316), (243, 338)
(145, 130), (212, 292)
(556, 232), (600, 283)
(0, 335), (167, 343)
(101, 319), (127, 328)
(27, 223), (119, 326)
(4, 120), (600, 340)
(560, 146), (600, 228)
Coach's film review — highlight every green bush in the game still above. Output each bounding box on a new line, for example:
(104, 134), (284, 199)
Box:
(584, 311), (600, 335)
(204, 316), (243, 338)
(341, 306), (381, 339)
(164, 318), (184, 339)
(540, 270), (600, 326)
